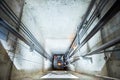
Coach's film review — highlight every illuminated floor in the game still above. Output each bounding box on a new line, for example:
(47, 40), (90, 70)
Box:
(40, 71), (107, 80)
(41, 71), (78, 79)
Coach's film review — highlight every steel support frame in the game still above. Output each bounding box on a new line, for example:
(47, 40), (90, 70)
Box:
(101, 49), (120, 53)
(0, 0), (46, 54)
(0, 19), (52, 61)
(82, 36), (120, 57)
(79, 0), (109, 41)
(69, 0), (120, 58)
(65, 0), (96, 56)
(0, 0), (52, 61)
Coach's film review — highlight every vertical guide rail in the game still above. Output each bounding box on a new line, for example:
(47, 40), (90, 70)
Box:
(0, 0), (52, 61)
(65, 0), (96, 57)
(69, 0), (120, 58)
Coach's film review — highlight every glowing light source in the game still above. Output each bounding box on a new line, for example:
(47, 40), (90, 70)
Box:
(57, 62), (62, 66)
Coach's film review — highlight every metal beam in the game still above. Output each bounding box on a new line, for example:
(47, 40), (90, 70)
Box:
(100, 49), (120, 53)
(0, 0), (52, 61)
(65, 0), (96, 56)
(0, 18), (52, 61)
(0, 0), (46, 53)
(79, 0), (109, 41)
(69, 0), (120, 58)
(82, 36), (120, 57)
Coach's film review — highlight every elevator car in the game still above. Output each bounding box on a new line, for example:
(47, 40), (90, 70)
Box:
(52, 54), (66, 70)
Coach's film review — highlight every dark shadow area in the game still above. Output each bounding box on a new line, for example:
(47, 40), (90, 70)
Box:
(52, 54), (68, 70)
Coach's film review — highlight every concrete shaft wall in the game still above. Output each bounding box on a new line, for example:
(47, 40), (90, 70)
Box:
(0, 0), (51, 80)
(70, 0), (120, 78)
(0, 42), (12, 80)
(0, 0), (24, 80)
(0, 0), (120, 79)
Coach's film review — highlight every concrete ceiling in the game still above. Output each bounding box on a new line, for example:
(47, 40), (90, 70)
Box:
(24, 0), (91, 54)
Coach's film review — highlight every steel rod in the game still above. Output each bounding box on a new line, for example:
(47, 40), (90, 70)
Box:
(69, 0), (120, 58)
(65, 0), (96, 56)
